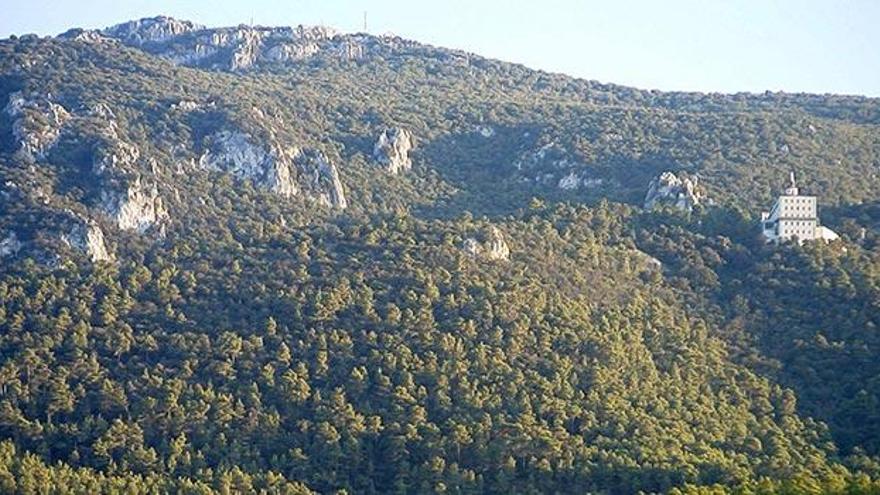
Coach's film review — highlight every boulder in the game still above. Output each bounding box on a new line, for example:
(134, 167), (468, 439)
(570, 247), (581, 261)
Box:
(463, 226), (510, 261)
(373, 127), (414, 174)
(644, 171), (703, 212)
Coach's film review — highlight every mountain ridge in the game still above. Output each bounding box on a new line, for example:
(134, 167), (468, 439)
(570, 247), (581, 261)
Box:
(1, 15), (880, 494)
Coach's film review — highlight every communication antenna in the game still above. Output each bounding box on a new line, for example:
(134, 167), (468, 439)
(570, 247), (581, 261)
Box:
(363, 11), (368, 32)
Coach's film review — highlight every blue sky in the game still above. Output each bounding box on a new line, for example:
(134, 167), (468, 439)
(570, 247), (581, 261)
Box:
(2, 0), (878, 96)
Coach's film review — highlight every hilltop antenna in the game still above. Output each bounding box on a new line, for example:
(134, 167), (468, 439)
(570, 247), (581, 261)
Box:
(363, 11), (368, 32)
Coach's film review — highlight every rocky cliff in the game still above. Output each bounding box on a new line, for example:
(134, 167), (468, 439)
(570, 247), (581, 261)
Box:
(373, 127), (414, 174)
(199, 130), (347, 209)
(83, 16), (453, 73)
(62, 218), (113, 262)
(100, 176), (169, 233)
(644, 171), (703, 212)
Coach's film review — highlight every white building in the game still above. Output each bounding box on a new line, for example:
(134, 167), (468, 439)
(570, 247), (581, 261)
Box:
(761, 173), (839, 244)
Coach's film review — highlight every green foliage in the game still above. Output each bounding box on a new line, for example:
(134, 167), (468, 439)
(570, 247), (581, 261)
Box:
(0, 28), (879, 493)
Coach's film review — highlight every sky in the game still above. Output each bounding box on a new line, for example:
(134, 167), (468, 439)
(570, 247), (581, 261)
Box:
(2, 0), (878, 97)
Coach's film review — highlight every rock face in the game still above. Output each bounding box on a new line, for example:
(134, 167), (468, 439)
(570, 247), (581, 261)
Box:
(199, 130), (347, 208)
(57, 28), (111, 43)
(102, 16), (203, 44)
(100, 176), (169, 233)
(373, 127), (414, 174)
(463, 226), (510, 261)
(292, 148), (348, 209)
(644, 171), (703, 212)
(94, 17), (461, 73)
(61, 219), (113, 262)
(4, 92), (71, 159)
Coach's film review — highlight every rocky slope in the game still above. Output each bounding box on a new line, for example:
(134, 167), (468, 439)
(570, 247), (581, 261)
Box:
(1, 17), (880, 493)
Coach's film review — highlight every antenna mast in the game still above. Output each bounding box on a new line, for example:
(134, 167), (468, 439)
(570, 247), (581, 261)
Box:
(363, 11), (368, 32)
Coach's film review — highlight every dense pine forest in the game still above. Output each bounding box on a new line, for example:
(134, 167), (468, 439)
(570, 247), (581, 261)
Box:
(1, 16), (880, 493)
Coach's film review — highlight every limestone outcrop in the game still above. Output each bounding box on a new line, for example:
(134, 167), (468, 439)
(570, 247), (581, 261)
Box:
(61, 219), (113, 262)
(4, 92), (71, 159)
(463, 227), (510, 261)
(102, 16), (203, 44)
(100, 176), (169, 233)
(292, 148), (348, 209)
(373, 127), (414, 174)
(644, 171), (703, 212)
(95, 17), (453, 72)
(557, 171), (605, 191)
(199, 130), (347, 209)
(93, 138), (141, 175)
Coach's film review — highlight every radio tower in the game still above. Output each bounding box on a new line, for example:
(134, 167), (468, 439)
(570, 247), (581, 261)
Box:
(363, 11), (368, 32)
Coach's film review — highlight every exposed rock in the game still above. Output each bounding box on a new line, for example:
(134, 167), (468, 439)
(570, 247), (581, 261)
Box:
(167, 43), (219, 65)
(58, 28), (111, 43)
(514, 142), (574, 171)
(557, 171), (605, 190)
(199, 130), (347, 208)
(199, 130), (295, 195)
(475, 125), (495, 138)
(334, 38), (367, 60)
(94, 17), (444, 72)
(373, 127), (414, 174)
(264, 41), (321, 62)
(292, 148), (348, 209)
(103, 16), (203, 44)
(0, 232), (22, 258)
(644, 171), (703, 212)
(4, 91), (71, 159)
(93, 138), (140, 175)
(633, 249), (663, 271)
(88, 102), (117, 121)
(100, 176), (169, 233)
(170, 100), (201, 112)
(463, 226), (510, 261)
(230, 28), (264, 70)
(61, 219), (113, 262)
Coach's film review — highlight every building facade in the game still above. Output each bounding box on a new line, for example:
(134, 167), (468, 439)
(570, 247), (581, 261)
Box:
(761, 173), (839, 244)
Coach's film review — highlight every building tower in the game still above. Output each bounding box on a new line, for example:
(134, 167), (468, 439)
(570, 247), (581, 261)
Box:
(760, 172), (838, 244)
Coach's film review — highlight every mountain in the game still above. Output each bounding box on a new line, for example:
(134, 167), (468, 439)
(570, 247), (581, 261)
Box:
(1, 16), (880, 494)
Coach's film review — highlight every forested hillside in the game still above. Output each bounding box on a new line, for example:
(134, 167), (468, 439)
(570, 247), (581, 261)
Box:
(1, 16), (880, 494)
